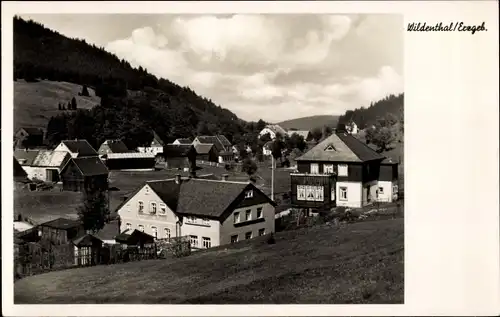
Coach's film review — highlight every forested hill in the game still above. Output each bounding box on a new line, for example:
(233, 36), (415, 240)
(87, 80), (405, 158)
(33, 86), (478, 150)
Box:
(14, 17), (265, 149)
(337, 93), (404, 129)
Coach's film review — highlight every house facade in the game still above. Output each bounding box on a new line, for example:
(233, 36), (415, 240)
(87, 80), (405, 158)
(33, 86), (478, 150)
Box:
(60, 157), (109, 192)
(14, 150), (71, 182)
(194, 143), (218, 163)
(54, 140), (99, 158)
(192, 135), (234, 163)
(137, 131), (165, 155)
(259, 124), (287, 140)
(291, 125), (398, 210)
(160, 144), (197, 171)
(17, 217), (86, 245)
(14, 127), (45, 149)
(116, 176), (276, 250)
(346, 121), (359, 135)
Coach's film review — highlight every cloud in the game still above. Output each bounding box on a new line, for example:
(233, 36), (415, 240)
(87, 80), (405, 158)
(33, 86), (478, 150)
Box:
(102, 14), (403, 122)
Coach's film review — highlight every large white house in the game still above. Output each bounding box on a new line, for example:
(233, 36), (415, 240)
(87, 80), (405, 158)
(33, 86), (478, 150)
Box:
(116, 175), (276, 249)
(259, 124), (287, 140)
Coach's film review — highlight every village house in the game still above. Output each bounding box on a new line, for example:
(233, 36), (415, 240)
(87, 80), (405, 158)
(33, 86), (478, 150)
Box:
(263, 141), (273, 156)
(346, 121), (359, 135)
(172, 138), (192, 145)
(54, 139), (99, 158)
(290, 124), (398, 211)
(194, 143), (218, 163)
(14, 127), (45, 149)
(14, 149), (71, 182)
(259, 124), (287, 140)
(192, 135), (234, 163)
(137, 131), (165, 155)
(59, 156), (109, 192)
(104, 152), (156, 171)
(158, 144), (197, 172)
(116, 175), (276, 250)
(97, 139), (129, 157)
(287, 130), (311, 141)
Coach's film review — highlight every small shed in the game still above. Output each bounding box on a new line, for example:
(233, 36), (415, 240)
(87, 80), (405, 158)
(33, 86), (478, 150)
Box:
(115, 229), (155, 248)
(72, 234), (104, 266)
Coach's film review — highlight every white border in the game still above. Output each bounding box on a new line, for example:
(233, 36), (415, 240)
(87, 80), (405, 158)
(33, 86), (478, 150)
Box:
(2, 1), (499, 316)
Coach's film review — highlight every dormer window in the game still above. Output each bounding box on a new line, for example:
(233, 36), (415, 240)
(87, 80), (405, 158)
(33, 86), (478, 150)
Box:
(245, 190), (253, 198)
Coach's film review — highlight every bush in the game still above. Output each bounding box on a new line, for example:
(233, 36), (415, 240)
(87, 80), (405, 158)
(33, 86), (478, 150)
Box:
(266, 233), (276, 244)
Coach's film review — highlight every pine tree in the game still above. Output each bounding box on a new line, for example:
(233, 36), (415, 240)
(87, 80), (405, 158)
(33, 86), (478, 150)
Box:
(77, 189), (110, 233)
(81, 85), (90, 97)
(71, 97), (77, 110)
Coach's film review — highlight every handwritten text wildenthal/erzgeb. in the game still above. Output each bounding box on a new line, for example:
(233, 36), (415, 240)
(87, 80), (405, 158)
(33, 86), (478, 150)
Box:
(407, 22), (487, 34)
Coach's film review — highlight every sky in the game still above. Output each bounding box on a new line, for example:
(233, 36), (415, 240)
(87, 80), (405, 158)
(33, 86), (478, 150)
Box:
(22, 14), (404, 122)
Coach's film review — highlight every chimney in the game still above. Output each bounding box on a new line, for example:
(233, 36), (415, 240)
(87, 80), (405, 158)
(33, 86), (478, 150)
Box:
(175, 174), (182, 184)
(222, 174), (229, 181)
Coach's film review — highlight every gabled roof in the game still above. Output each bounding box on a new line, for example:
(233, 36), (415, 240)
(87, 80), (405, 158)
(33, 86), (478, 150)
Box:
(151, 131), (165, 146)
(41, 217), (82, 230)
(72, 234), (104, 247)
(194, 143), (215, 155)
(115, 229), (155, 245)
(163, 144), (195, 157)
(118, 178), (274, 219)
(31, 150), (71, 168)
(296, 132), (385, 163)
(17, 127), (44, 136)
(195, 136), (225, 152)
(216, 135), (232, 147)
(14, 149), (40, 165)
(63, 157), (109, 176)
(174, 138), (192, 144)
(262, 125), (287, 136)
(60, 140), (99, 157)
(98, 140), (129, 154)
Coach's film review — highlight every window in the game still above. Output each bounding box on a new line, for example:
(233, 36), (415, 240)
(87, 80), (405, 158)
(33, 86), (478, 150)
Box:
(126, 223), (132, 230)
(331, 187), (335, 201)
(186, 216), (197, 224)
(245, 190), (253, 198)
(202, 237), (211, 249)
(202, 218), (210, 226)
(245, 209), (252, 221)
(339, 187), (348, 201)
(151, 226), (158, 239)
(150, 202), (157, 214)
(231, 235), (238, 243)
(324, 164), (334, 174)
(234, 212), (240, 224)
(145, 186), (149, 194)
(378, 187), (384, 194)
(306, 186), (315, 200)
(258, 228), (265, 236)
(310, 163), (319, 174)
(159, 203), (167, 214)
(189, 235), (198, 248)
(257, 207), (263, 218)
(297, 185), (306, 200)
(325, 144), (336, 151)
(315, 186), (324, 201)
(164, 228), (171, 239)
(138, 201), (144, 213)
(338, 164), (348, 177)
(245, 232), (253, 240)
(138, 225), (145, 232)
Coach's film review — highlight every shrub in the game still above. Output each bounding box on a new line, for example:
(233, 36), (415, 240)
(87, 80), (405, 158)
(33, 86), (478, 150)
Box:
(266, 233), (276, 244)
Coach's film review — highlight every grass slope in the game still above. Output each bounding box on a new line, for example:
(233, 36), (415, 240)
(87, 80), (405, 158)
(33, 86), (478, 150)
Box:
(14, 79), (101, 131)
(276, 115), (339, 131)
(15, 218), (404, 304)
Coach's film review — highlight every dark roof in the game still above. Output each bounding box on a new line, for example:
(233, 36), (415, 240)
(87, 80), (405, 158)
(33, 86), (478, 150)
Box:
(163, 144), (194, 157)
(19, 127), (44, 136)
(219, 150), (234, 156)
(72, 234), (104, 247)
(152, 131), (165, 146)
(99, 140), (129, 154)
(194, 143), (214, 154)
(217, 135), (232, 147)
(381, 157), (399, 165)
(14, 150), (40, 165)
(196, 136), (224, 152)
(66, 157), (109, 176)
(296, 132), (384, 163)
(61, 140), (99, 157)
(14, 157), (28, 178)
(41, 217), (82, 230)
(115, 229), (155, 245)
(145, 178), (271, 218)
(174, 138), (192, 144)
(95, 221), (121, 241)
